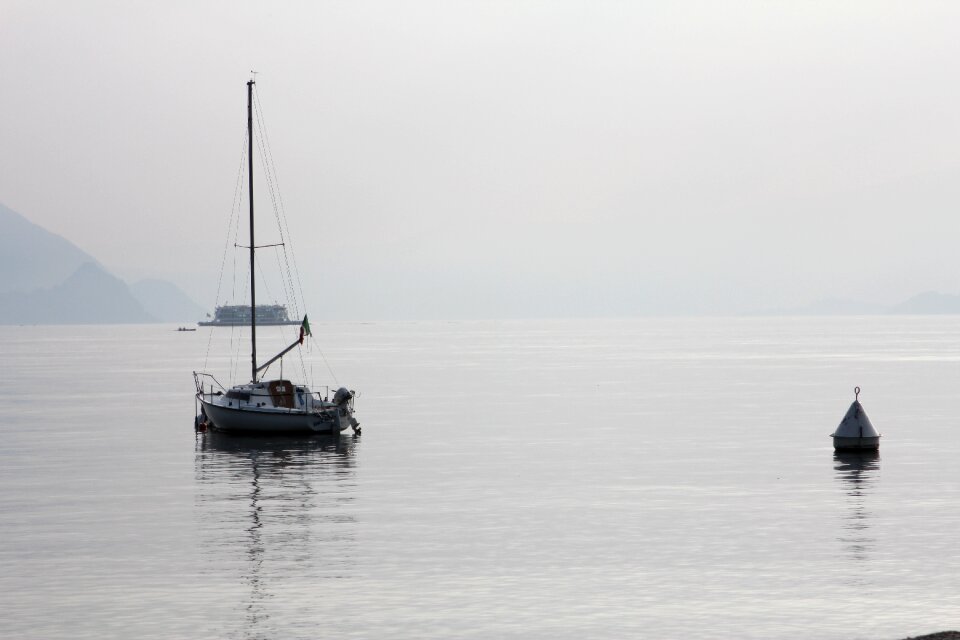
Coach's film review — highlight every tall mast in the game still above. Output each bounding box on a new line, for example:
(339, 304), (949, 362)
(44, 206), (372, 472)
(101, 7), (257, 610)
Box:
(247, 79), (257, 383)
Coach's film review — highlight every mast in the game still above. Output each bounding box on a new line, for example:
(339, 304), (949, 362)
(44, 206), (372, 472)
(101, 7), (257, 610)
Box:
(247, 79), (257, 383)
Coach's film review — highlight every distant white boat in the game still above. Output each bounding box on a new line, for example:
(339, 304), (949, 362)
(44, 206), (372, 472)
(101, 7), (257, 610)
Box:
(199, 304), (300, 327)
(193, 79), (358, 436)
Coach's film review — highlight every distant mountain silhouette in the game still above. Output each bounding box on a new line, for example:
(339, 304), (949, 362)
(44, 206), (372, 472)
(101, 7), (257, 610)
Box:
(0, 262), (156, 324)
(889, 291), (960, 314)
(759, 292), (960, 316)
(755, 297), (885, 316)
(130, 278), (205, 322)
(805, 298), (885, 315)
(0, 202), (204, 324)
(0, 201), (98, 293)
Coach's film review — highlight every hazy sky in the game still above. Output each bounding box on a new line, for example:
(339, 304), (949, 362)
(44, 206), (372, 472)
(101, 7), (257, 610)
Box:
(2, 1), (959, 319)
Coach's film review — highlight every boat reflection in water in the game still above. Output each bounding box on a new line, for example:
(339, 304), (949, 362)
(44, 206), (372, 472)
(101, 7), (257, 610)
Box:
(833, 451), (880, 566)
(194, 432), (358, 637)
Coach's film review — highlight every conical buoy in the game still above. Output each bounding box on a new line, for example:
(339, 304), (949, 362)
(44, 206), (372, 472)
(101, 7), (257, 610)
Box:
(831, 387), (880, 451)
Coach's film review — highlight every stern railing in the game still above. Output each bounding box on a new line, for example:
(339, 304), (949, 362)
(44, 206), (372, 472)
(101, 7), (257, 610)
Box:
(193, 371), (227, 398)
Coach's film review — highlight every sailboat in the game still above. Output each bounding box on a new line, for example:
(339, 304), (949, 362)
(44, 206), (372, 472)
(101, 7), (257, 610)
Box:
(193, 79), (358, 435)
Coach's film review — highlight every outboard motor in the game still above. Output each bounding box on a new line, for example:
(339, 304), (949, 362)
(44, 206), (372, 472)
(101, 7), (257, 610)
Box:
(332, 387), (360, 435)
(333, 387), (354, 406)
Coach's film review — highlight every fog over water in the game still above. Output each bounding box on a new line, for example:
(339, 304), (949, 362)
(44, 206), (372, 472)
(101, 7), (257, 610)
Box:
(2, 2), (959, 319)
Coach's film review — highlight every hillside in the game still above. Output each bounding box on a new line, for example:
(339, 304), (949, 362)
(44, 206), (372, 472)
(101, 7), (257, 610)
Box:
(0, 262), (156, 324)
(0, 202), (98, 293)
(130, 278), (206, 322)
(889, 291), (960, 314)
(0, 202), (204, 324)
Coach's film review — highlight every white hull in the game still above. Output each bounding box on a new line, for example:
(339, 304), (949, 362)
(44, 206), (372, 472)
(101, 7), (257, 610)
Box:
(199, 397), (347, 434)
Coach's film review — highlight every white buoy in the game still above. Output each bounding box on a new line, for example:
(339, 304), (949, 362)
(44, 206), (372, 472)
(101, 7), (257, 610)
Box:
(831, 386), (880, 451)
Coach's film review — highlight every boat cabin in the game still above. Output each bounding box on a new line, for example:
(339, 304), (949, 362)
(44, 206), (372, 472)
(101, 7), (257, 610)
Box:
(222, 380), (317, 411)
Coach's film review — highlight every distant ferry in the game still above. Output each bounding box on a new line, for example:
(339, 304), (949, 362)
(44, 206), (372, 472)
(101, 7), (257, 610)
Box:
(199, 304), (301, 327)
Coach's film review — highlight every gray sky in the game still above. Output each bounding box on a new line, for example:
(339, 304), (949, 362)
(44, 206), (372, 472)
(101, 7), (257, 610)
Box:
(2, 1), (959, 319)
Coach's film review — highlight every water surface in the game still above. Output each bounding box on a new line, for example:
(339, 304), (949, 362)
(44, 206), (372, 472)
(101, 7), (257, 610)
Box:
(1, 317), (958, 638)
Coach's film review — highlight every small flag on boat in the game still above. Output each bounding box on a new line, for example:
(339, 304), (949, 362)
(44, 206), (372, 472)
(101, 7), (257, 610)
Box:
(301, 315), (312, 337)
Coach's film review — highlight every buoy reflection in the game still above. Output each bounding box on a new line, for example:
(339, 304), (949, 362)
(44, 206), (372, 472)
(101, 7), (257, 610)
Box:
(833, 451), (880, 566)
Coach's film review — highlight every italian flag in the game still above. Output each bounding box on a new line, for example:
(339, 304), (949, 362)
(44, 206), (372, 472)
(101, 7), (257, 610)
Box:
(299, 315), (312, 344)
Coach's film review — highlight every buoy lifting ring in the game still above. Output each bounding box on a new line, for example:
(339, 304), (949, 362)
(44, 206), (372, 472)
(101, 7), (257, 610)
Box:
(854, 386), (861, 401)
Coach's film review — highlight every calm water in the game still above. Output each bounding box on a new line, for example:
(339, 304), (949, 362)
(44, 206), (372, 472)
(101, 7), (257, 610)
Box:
(1, 317), (959, 639)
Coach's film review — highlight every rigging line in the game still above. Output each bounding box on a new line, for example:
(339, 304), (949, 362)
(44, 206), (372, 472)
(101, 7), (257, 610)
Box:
(249, 97), (283, 253)
(253, 89), (307, 318)
(231, 266), (250, 384)
(252, 109), (300, 322)
(253, 252), (277, 311)
(228, 162), (246, 382)
(270, 243), (306, 385)
(252, 113), (297, 320)
(246, 244), (309, 383)
(253, 249), (307, 383)
(278, 253), (309, 383)
(251, 88), (327, 387)
(231, 174), (242, 306)
(296, 329), (309, 385)
(205, 126), (249, 370)
(252, 91), (294, 266)
(262, 241), (309, 382)
(268, 245), (306, 376)
(316, 342), (340, 387)
(299, 346), (308, 383)
(253, 251), (299, 375)
(234, 242), (285, 249)
(228, 222), (239, 382)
